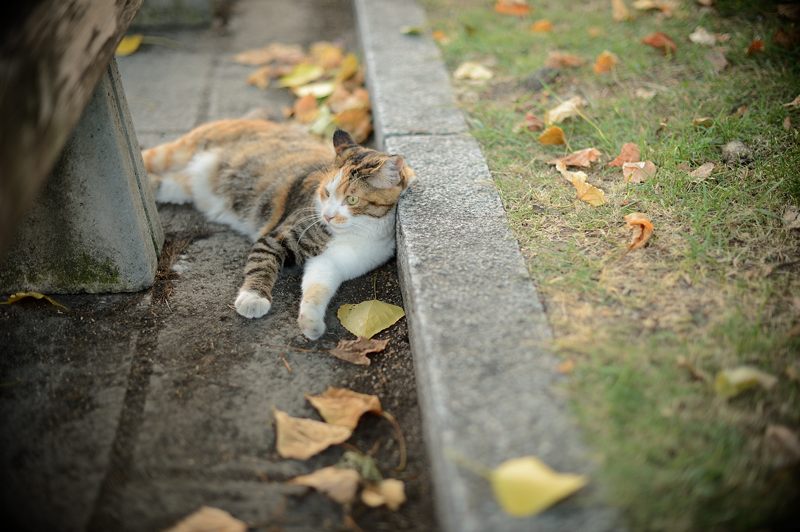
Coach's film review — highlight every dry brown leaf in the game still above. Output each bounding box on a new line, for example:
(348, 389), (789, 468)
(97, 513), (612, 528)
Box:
(746, 39), (765, 55)
(361, 479), (406, 511)
(453, 61), (494, 81)
(783, 205), (800, 230)
(633, 0), (677, 16)
(765, 425), (800, 467)
(531, 19), (553, 33)
(624, 212), (654, 250)
(274, 409), (352, 459)
(547, 148), (602, 168)
(165, 506), (247, 532)
(432, 30), (451, 44)
(232, 43), (305, 66)
(556, 359), (575, 374)
(593, 51), (618, 73)
(784, 116), (792, 130)
(290, 466), (361, 504)
(545, 51), (585, 69)
(622, 161), (657, 183)
(329, 337), (389, 366)
(689, 26), (716, 46)
(306, 387), (382, 429)
(784, 95), (800, 108)
(642, 32), (677, 54)
(334, 108), (373, 144)
(545, 96), (586, 124)
(706, 48), (729, 73)
(246, 66), (272, 90)
(538, 126), (566, 145)
(310, 41), (344, 70)
(692, 116), (713, 128)
(555, 162), (606, 206)
(292, 94), (319, 124)
(494, 0), (531, 16)
(328, 87), (370, 114)
(513, 112), (545, 132)
(689, 162), (715, 180)
(612, 0), (632, 21)
(608, 143), (641, 167)
(634, 88), (656, 100)
(676, 356), (708, 381)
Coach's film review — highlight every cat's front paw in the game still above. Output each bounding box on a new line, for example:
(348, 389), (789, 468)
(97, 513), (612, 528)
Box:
(298, 311), (326, 340)
(235, 289), (271, 318)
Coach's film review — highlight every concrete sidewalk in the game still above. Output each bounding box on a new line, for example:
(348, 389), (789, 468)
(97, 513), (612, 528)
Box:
(0, 1), (434, 531)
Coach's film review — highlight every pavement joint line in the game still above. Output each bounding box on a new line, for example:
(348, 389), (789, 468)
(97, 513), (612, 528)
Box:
(355, 1), (622, 531)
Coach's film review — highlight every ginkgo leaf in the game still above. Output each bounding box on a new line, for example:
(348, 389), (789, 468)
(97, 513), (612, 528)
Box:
(490, 456), (588, 516)
(714, 366), (777, 399)
(278, 63), (324, 88)
(1, 291), (68, 311)
(555, 162), (606, 206)
(612, 0), (632, 22)
(306, 387), (382, 429)
(545, 96), (586, 124)
(544, 51), (585, 69)
(538, 126), (566, 145)
(116, 34), (143, 57)
(547, 148), (602, 168)
(361, 479), (406, 511)
(642, 32), (677, 55)
(292, 94), (319, 124)
(165, 506), (247, 532)
(622, 161), (657, 183)
(609, 143), (640, 167)
(454, 62), (493, 81)
(624, 212), (654, 250)
(530, 20), (553, 33)
(329, 337), (388, 366)
(593, 51), (618, 73)
(310, 41), (344, 70)
(293, 81), (336, 98)
(689, 162), (715, 180)
(274, 409), (352, 460)
(246, 66), (272, 90)
(289, 466), (360, 504)
(337, 300), (405, 339)
(336, 53), (360, 82)
(494, 0), (531, 17)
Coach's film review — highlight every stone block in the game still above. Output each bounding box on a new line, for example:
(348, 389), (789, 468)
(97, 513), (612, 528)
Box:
(132, 0), (214, 28)
(0, 59), (164, 293)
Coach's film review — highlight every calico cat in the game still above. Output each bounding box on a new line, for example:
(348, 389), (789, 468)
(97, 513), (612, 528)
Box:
(142, 119), (413, 339)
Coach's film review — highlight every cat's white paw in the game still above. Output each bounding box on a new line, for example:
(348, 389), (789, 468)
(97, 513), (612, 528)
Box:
(235, 289), (271, 318)
(298, 311), (326, 340)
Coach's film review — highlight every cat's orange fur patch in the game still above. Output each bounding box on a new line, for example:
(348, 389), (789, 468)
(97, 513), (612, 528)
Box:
(303, 283), (329, 305)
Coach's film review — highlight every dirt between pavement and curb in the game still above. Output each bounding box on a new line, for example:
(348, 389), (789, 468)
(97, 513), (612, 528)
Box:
(355, 0), (622, 531)
(0, 1), (435, 531)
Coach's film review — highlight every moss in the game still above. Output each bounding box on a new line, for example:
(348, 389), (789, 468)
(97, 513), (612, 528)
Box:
(0, 251), (120, 294)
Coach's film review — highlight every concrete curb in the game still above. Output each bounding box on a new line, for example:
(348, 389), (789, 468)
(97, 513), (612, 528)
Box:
(354, 1), (620, 530)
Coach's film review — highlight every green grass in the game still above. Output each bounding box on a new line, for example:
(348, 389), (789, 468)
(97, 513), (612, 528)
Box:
(423, 0), (800, 529)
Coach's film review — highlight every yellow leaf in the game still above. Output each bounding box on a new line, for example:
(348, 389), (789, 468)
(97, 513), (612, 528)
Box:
(361, 479), (406, 511)
(165, 506), (246, 532)
(538, 126), (566, 145)
(453, 62), (493, 81)
(714, 366), (778, 399)
(544, 96), (586, 124)
(336, 53), (360, 82)
(290, 466), (361, 504)
(1, 291), (67, 311)
(555, 162), (606, 206)
(337, 299), (405, 339)
(490, 457), (587, 516)
(612, 0), (632, 21)
(278, 63), (324, 88)
(310, 41), (344, 70)
(306, 387), (382, 429)
(273, 409), (352, 459)
(293, 81), (336, 98)
(116, 34), (143, 57)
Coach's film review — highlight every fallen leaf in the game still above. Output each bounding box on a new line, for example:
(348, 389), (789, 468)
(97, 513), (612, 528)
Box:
(490, 456), (587, 517)
(400, 26), (423, 35)
(538, 126), (566, 145)
(246, 67), (272, 90)
(361, 479), (406, 511)
(634, 88), (656, 100)
(545, 96), (586, 124)
(642, 32), (677, 55)
(746, 39), (765, 55)
(784, 95), (800, 108)
(1, 291), (68, 310)
(274, 409), (352, 459)
(337, 300), (405, 339)
(338, 450), (383, 482)
(310, 41), (344, 70)
(545, 51), (585, 69)
(689, 26), (716, 46)
(232, 43), (305, 66)
(293, 81), (336, 98)
(494, 0), (531, 17)
(624, 212), (654, 250)
(633, 0), (678, 16)
(306, 387), (382, 429)
(784, 116), (792, 130)
(336, 53), (360, 82)
(329, 337), (388, 366)
(530, 20), (553, 33)
(588, 26), (604, 38)
(783, 205), (800, 230)
(765, 425), (800, 467)
(677, 356), (708, 381)
(334, 108), (373, 144)
(453, 61), (494, 81)
(278, 63), (325, 88)
(714, 366), (778, 399)
(692, 116), (713, 128)
(689, 162), (715, 180)
(734, 105), (748, 117)
(775, 27), (800, 49)
(547, 148), (602, 168)
(612, 0), (632, 21)
(556, 359), (575, 374)
(309, 105), (336, 137)
(432, 30), (451, 44)
(513, 112), (545, 132)
(706, 48), (728, 73)
(555, 162), (607, 206)
(608, 143), (641, 167)
(165, 506), (247, 532)
(622, 161), (657, 183)
(290, 466), (361, 504)
(293, 94), (319, 124)
(116, 34), (143, 57)
(328, 87), (370, 113)
(593, 51), (618, 73)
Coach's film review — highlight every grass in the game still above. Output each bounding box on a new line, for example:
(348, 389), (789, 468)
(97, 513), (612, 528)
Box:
(422, 0), (800, 529)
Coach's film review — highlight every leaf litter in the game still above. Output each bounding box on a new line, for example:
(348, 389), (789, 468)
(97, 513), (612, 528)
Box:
(547, 148), (602, 168)
(622, 160), (657, 183)
(306, 387), (383, 429)
(290, 466), (361, 504)
(545, 96), (586, 124)
(555, 162), (607, 206)
(1, 291), (68, 311)
(329, 337), (389, 366)
(714, 366), (778, 399)
(624, 213), (654, 250)
(274, 409), (352, 459)
(608, 143), (640, 167)
(337, 299), (405, 339)
(165, 506), (247, 532)
(490, 456), (587, 516)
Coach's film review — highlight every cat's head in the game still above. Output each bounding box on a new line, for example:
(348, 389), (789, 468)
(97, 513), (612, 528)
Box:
(316, 129), (415, 232)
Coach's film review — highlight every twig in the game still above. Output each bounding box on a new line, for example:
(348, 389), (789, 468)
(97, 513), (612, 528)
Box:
(279, 353), (292, 373)
(381, 411), (407, 472)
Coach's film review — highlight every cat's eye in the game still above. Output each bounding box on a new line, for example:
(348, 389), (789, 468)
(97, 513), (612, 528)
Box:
(321, 188), (330, 198)
(346, 195), (359, 206)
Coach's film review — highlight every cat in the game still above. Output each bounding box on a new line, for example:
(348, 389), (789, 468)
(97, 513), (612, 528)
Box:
(141, 119), (414, 339)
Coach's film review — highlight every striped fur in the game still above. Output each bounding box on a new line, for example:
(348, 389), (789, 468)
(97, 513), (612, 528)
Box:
(143, 120), (413, 339)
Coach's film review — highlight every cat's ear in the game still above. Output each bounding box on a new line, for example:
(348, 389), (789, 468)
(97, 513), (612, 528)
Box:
(367, 155), (413, 190)
(332, 129), (357, 156)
